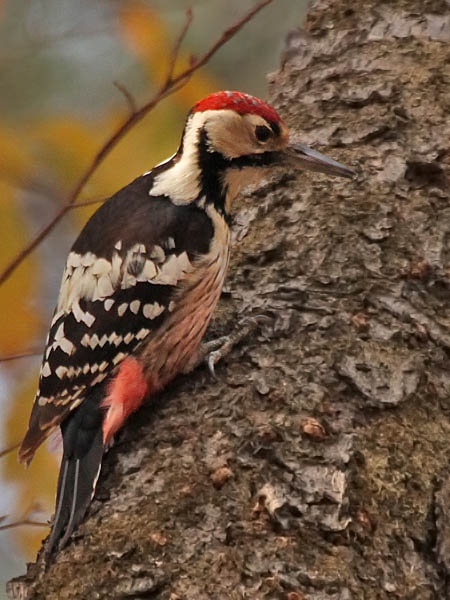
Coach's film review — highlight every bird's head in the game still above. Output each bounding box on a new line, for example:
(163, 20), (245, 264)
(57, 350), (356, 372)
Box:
(191, 91), (354, 177)
(150, 91), (355, 212)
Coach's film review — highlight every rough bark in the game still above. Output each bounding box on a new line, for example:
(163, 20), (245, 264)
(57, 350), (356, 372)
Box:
(8, 0), (450, 598)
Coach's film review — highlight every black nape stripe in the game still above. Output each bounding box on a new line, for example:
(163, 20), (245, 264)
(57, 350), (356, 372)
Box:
(196, 128), (281, 221)
(197, 128), (231, 219)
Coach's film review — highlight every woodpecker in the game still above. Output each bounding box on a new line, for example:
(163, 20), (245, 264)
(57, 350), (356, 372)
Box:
(19, 91), (354, 556)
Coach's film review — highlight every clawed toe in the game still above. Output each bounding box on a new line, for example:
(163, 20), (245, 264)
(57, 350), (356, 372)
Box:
(200, 314), (271, 378)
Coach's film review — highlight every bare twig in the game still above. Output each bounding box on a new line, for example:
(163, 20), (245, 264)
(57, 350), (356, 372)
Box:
(0, 0), (274, 287)
(166, 8), (193, 83)
(69, 197), (106, 209)
(0, 442), (21, 459)
(0, 169), (59, 199)
(113, 80), (137, 114)
(0, 518), (48, 531)
(0, 349), (42, 362)
(0, 503), (49, 532)
(0, 208), (73, 285)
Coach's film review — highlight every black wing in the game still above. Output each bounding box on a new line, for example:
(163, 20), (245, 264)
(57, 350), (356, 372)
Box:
(20, 174), (213, 462)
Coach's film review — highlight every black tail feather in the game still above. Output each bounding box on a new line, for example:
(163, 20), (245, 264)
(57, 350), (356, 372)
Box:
(46, 456), (70, 553)
(46, 392), (105, 558)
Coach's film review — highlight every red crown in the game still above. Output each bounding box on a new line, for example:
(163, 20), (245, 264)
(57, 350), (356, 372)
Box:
(192, 91), (282, 124)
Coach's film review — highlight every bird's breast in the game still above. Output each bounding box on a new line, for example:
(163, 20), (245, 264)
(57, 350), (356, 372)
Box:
(139, 210), (231, 391)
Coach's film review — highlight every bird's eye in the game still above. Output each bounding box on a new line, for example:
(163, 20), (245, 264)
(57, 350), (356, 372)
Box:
(255, 125), (271, 142)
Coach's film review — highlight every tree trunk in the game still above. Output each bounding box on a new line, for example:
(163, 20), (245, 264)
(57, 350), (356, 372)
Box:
(8, 0), (450, 598)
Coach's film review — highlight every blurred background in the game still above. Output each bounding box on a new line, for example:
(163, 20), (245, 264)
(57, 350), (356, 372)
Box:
(0, 0), (306, 594)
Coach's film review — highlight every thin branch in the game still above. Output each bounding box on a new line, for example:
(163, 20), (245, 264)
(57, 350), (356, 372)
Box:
(0, 442), (20, 459)
(0, 207), (73, 285)
(177, 0), (274, 80)
(166, 8), (193, 83)
(0, 0), (274, 287)
(0, 503), (49, 532)
(0, 349), (42, 362)
(113, 80), (137, 114)
(0, 169), (59, 199)
(69, 197), (106, 209)
(0, 518), (48, 532)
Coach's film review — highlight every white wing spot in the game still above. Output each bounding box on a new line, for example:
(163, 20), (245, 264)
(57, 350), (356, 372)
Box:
(67, 252), (82, 269)
(82, 311), (95, 327)
(104, 299), (115, 311)
(118, 303), (128, 317)
(92, 258), (112, 276)
(41, 362), (51, 377)
(96, 275), (114, 298)
(136, 328), (150, 340)
(150, 245), (165, 264)
(81, 252), (96, 267)
(92, 373), (108, 386)
(58, 337), (75, 355)
(57, 250), (118, 311)
(54, 323), (65, 341)
(130, 300), (140, 314)
(112, 334), (123, 347)
(38, 396), (49, 406)
(142, 259), (157, 280)
(113, 352), (127, 365)
(98, 361), (108, 372)
(124, 332), (134, 344)
(175, 251), (192, 273)
(55, 395), (69, 406)
(55, 366), (68, 379)
(143, 303), (164, 320)
(110, 253), (122, 287)
(115, 240), (122, 250)
(70, 397), (83, 410)
(72, 300), (84, 323)
(121, 272), (137, 290)
(81, 333), (90, 347)
(89, 334), (100, 350)
(153, 252), (192, 285)
(83, 363), (90, 374)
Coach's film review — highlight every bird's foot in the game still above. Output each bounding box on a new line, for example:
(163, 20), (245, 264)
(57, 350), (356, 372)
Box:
(186, 315), (270, 378)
